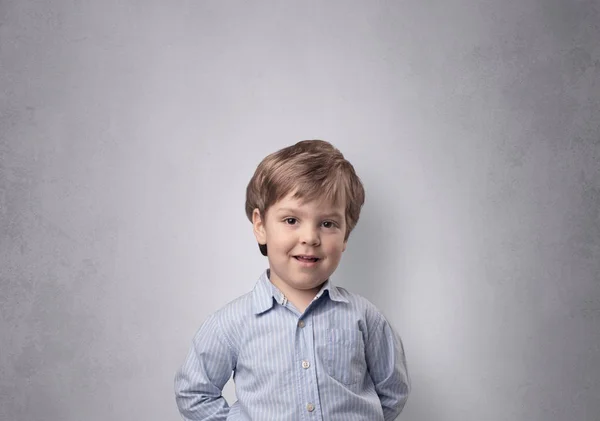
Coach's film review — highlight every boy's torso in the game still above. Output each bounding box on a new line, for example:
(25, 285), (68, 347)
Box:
(215, 271), (386, 421)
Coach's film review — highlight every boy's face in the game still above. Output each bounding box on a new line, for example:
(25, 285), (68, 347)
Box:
(252, 192), (347, 296)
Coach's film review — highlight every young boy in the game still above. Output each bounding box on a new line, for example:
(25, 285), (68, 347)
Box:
(175, 140), (410, 420)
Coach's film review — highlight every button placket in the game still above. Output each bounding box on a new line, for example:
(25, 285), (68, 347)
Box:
(296, 312), (322, 418)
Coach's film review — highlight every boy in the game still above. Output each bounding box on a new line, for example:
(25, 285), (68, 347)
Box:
(175, 140), (410, 420)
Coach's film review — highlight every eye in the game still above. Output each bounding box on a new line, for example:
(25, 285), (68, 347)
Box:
(322, 221), (337, 229)
(284, 217), (298, 225)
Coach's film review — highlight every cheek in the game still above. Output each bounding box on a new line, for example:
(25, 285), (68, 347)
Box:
(324, 238), (346, 254)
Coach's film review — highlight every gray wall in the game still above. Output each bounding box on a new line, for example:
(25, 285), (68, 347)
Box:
(1, 1), (599, 420)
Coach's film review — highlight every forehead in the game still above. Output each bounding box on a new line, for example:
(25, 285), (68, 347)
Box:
(273, 192), (345, 215)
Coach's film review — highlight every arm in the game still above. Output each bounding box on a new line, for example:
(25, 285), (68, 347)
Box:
(365, 314), (410, 421)
(175, 314), (236, 421)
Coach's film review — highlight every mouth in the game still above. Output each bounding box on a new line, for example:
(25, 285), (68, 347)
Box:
(293, 255), (321, 263)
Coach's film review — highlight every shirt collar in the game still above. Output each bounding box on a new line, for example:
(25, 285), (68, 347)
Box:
(251, 270), (275, 314)
(319, 279), (349, 304)
(252, 269), (349, 315)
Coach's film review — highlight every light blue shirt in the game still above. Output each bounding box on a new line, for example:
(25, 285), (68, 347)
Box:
(174, 270), (410, 420)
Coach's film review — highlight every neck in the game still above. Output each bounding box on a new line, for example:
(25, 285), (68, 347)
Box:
(270, 278), (323, 313)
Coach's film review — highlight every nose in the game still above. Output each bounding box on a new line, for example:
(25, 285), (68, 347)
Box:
(300, 225), (320, 246)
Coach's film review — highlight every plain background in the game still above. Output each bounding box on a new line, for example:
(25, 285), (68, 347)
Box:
(1, 1), (599, 420)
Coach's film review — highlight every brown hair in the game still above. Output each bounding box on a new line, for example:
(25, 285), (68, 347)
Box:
(245, 140), (365, 255)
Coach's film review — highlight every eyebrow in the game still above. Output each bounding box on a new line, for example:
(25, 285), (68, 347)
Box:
(276, 208), (344, 220)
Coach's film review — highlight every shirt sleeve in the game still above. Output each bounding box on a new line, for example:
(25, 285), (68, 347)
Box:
(174, 313), (237, 421)
(365, 313), (411, 421)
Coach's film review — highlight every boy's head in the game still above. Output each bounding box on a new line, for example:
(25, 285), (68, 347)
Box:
(245, 140), (365, 290)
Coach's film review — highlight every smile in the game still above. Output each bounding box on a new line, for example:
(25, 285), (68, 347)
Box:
(293, 255), (321, 263)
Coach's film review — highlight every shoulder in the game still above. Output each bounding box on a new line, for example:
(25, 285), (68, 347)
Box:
(208, 289), (255, 332)
(330, 286), (389, 330)
(333, 286), (385, 316)
(331, 287), (403, 351)
(190, 289), (254, 343)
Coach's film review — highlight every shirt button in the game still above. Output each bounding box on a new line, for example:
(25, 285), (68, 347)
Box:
(306, 403), (315, 412)
(298, 320), (305, 328)
(301, 360), (310, 369)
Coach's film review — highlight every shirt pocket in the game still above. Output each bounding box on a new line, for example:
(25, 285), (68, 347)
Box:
(325, 328), (367, 385)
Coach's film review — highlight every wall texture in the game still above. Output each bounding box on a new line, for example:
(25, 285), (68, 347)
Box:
(1, 1), (599, 420)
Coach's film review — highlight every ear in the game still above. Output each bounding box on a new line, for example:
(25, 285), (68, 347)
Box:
(252, 208), (267, 245)
(342, 240), (347, 253)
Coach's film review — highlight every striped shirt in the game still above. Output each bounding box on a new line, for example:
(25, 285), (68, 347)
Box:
(174, 270), (410, 421)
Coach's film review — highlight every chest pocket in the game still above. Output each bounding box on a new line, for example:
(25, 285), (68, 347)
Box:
(322, 328), (367, 385)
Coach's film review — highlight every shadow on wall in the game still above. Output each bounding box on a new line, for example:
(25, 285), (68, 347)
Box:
(334, 183), (440, 420)
(334, 181), (406, 312)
